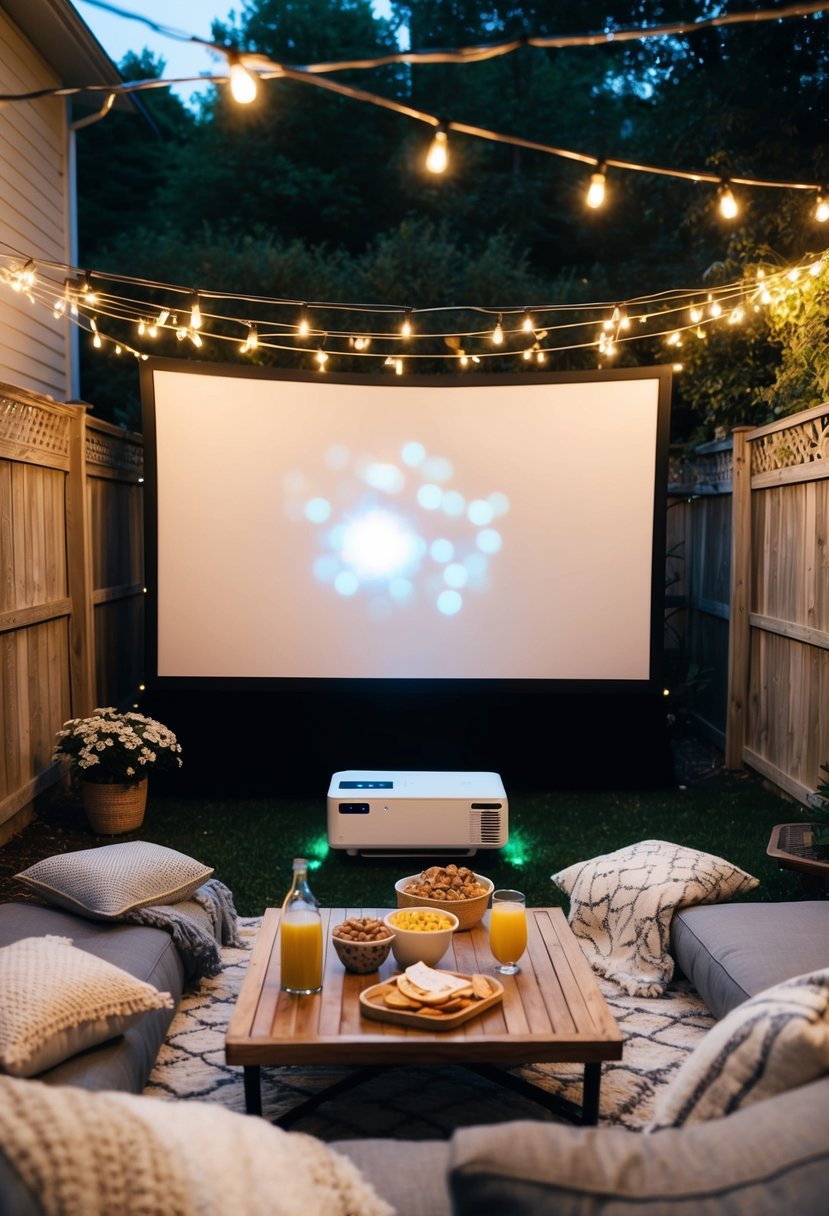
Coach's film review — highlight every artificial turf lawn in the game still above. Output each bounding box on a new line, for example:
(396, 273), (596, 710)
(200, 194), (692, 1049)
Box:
(1, 755), (812, 917)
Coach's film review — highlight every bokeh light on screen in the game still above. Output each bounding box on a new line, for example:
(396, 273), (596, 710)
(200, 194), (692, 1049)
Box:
(285, 440), (509, 616)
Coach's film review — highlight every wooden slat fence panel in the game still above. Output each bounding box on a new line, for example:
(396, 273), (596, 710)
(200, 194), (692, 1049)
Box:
(0, 387), (143, 836)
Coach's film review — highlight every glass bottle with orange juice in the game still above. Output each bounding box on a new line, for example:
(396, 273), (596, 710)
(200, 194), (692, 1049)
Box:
(488, 889), (527, 975)
(280, 858), (323, 994)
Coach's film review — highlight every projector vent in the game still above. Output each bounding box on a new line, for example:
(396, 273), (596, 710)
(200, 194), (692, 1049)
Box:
(469, 806), (504, 845)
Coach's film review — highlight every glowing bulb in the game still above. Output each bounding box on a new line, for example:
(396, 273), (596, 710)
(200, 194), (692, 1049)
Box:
(729, 306), (745, 325)
(667, 331), (682, 347)
(228, 56), (257, 104)
(426, 127), (448, 174)
(689, 304), (703, 324)
(809, 259), (823, 276)
(400, 310), (413, 338)
(137, 320), (146, 336)
(351, 335), (370, 351)
(535, 347), (546, 364)
(395, 358), (404, 375)
(522, 347), (532, 361)
(586, 165), (606, 209)
(316, 348), (328, 368)
(492, 316), (504, 346)
(459, 353), (469, 367)
(787, 267), (800, 283)
(815, 192), (829, 223)
(190, 330), (202, 348)
(190, 292), (202, 329)
(80, 273), (97, 306)
(147, 323), (157, 338)
(156, 309), (170, 326)
(718, 182), (738, 219)
(297, 306), (310, 337)
(521, 309), (534, 334)
(709, 298), (723, 319)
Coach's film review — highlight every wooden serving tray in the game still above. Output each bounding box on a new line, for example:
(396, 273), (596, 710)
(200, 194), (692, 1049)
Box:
(360, 972), (504, 1031)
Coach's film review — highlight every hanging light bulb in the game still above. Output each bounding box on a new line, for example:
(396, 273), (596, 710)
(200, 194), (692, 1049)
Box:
(814, 191), (829, 223)
(315, 347), (329, 369)
(226, 51), (258, 104)
(492, 315), (504, 345)
(80, 272), (97, 306)
(729, 305), (745, 325)
(426, 126), (449, 174)
(297, 305), (310, 338)
(350, 335), (370, 351)
(156, 308), (170, 326)
(689, 303), (703, 324)
(521, 309), (534, 334)
(190, 330), (203, 349)
(400, 309), (413, 338)
(718, 181), (738, 219)
(137, 319), (146, 336)
(90, 318), (102, 349)
(586, 163), (607, 209)
(241, 324), (259, 353)
(395, 358), (404, 375)
(708, 294), (723, 318)
(190, 291), (202, 330)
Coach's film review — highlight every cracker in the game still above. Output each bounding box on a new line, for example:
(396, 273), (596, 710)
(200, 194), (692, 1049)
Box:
(472, 973), (493, 999)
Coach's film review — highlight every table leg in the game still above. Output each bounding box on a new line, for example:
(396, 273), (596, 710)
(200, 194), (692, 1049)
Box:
(244, 1065), (262, 1116)
(582, 1062), (602, 1126)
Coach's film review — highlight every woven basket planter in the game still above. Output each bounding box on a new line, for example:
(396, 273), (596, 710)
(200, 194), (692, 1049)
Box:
(82, 778), (148, 834)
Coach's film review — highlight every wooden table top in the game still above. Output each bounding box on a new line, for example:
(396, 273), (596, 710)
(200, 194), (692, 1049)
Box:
(225, 906), (623, 1069)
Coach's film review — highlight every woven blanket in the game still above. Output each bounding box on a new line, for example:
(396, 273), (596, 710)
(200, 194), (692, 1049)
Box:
(144, 917), (716, 1135)
(0, 1073), (393, 1216)
(125, 878), (242, 982)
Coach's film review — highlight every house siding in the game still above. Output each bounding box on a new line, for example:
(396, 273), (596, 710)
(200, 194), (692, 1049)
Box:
(0, 8), (71, 400)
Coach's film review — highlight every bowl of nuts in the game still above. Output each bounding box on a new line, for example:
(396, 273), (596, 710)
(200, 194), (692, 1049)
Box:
(395, 865), (494, 931)
(330, 916), (394, 974)
(383, 907), (459, 968)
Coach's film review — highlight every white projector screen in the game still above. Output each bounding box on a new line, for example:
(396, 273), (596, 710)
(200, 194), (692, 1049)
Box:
(141, 360), (670, 687)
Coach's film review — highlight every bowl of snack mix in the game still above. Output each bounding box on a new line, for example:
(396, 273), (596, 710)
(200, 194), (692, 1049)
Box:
(394, 865), (494, 931)
(383, 907), (459, 968)
(331, 916), (394, 973)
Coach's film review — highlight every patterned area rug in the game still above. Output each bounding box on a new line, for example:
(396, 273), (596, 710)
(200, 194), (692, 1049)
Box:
(143, 917), (715, 1141)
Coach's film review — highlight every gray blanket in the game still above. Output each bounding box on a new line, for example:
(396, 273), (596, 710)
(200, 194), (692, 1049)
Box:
(124, 878), (243, 982)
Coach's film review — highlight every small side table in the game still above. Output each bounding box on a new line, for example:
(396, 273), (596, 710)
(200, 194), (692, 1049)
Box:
(767, 823), (829, 897)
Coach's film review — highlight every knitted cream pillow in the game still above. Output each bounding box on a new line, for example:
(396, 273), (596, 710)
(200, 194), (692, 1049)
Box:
(16, 840), (213, 920)
(647, 968), (829, 1129)
(551, 839), (759, 997)
(0, 936), (174, 1078)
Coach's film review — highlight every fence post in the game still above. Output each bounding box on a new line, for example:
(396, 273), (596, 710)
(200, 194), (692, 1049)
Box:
(66, 408), (96, 717)
(725, 426), (753, 770)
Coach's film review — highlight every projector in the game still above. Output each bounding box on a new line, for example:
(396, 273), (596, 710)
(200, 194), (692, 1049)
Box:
(327, 770), (508, 857)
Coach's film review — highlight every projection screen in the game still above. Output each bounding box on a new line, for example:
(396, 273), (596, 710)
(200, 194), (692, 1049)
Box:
(141, 360), (671, 689)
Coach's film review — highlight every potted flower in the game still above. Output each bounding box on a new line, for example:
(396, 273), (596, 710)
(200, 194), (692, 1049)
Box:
(52, 707), (183, 833)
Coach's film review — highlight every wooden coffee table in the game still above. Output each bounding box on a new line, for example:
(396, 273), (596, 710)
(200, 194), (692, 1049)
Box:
(225, 905), (623, 1126)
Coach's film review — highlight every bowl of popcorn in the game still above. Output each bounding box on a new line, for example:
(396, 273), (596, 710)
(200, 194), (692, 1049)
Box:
(331, 916), (394, 974)
(383, 907), (460, 968)
(394, 865), (494, 931)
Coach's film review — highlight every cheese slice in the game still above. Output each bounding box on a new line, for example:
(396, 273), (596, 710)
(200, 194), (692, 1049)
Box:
(404, 962), (471, 997)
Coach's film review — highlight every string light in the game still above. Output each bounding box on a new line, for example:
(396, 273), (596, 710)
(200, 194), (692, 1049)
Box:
(3, 243), (825, 377)
(226, 51), (258, 105)
(400, 309), (413, 338)
(189, 291), (202, 329)
(297, 305), (310, 337)
(718, 182), (739, 220)
(240, 324), (259, 352)
(426, 126), (449, 174)
(521, 309), (534, 334)
(815, 191), (829, 223)
(586, 164), (607, 209)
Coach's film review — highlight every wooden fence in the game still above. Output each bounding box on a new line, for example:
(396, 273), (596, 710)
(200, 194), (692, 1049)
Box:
(0, 383), (143, 840)
(668, 402), (829, 807)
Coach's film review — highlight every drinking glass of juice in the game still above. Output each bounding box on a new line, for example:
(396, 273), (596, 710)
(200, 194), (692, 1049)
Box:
(488, 889), (527, 975)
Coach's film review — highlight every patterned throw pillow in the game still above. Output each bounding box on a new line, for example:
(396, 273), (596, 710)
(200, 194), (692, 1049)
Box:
(0, 936), (174, 1077)
(648, 968), (829, 1129)
(16, 840), (213, 920)
(551, 839), (758, 997)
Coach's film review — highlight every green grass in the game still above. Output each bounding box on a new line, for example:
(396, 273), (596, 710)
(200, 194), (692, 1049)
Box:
(109, 768), (814, 915)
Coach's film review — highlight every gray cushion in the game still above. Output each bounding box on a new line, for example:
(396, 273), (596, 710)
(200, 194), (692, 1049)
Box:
(449, 1073), (829, 1215)
(671, 901), (829, 1019)
(0, 1148), (41, 1216)
(334, 1139), (452, 1216)
(0, 902), (183, 1093)
(15, 841), (213, 920)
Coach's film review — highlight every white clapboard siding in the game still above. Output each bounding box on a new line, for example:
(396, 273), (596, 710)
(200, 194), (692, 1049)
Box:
(0, 9), (70, 400)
